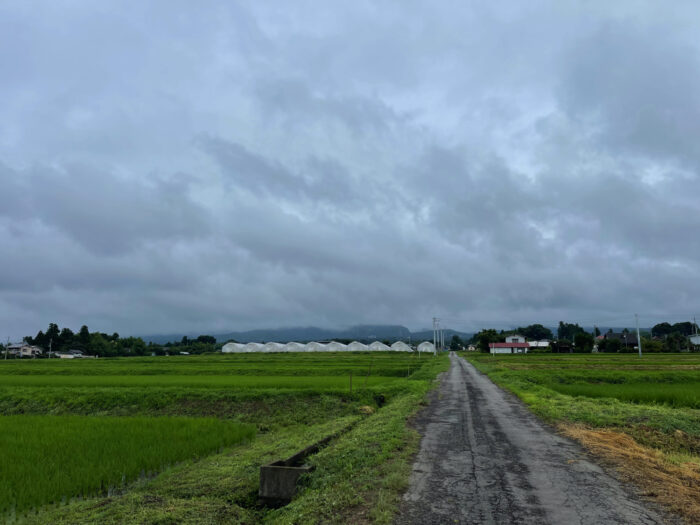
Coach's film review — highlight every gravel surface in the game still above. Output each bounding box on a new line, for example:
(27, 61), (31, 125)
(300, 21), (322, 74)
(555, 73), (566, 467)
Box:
(395, 352), (677, 525)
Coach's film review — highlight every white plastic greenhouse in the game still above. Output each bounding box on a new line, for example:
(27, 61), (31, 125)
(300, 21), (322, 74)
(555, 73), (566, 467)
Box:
(263, 342), (285, 353)
(244, 342), (263, 353)
(222, 342), (246, 353)
(284, 342), (305, 352)
(221, 340), (420, 353)
(305, 342), (327, 352)
(325, 341), (347, 352)
(417, 341), (436, 354)
(390, 341), (412, 352)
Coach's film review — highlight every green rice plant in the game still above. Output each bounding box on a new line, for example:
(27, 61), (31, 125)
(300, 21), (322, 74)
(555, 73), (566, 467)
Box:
(0, 352), (428, 378)
(0, 374), (402, 390)
(548, 382), (700, 409)
(0, 415), (255, 515)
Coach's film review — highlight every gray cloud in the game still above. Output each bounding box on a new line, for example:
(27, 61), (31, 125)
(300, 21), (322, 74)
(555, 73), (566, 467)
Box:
(1, 1), (699, 339)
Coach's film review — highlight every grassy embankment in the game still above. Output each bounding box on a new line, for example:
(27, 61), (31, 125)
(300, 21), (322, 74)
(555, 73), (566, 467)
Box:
(464, 352), (700, 522)
(1, 352), (449, 524)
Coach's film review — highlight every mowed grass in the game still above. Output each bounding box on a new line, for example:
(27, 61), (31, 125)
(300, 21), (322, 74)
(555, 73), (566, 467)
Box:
(0, 415), (255, 515)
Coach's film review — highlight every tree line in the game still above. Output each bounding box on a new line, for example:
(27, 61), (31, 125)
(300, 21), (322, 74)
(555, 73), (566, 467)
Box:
(469, 321), (698, 353)
(2, 324), (224, 358)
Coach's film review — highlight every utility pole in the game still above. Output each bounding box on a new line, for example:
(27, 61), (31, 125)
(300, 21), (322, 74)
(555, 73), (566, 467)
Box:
(4, 337), (8, 360)
(49, 338), (53, 359)
(635, 314), (642, 358)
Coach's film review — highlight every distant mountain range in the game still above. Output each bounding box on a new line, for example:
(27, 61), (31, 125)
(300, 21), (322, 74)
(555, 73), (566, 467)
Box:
(141, 325), (474, 345)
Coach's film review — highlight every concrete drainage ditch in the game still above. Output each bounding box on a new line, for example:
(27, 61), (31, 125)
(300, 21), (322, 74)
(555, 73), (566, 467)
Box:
(258, 421), (357, 507)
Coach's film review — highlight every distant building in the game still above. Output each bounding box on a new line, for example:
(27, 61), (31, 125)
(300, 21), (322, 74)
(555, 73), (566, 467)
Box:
(489, 335), (529, 354)
(604, 332), (638, 347)
(6, 343), (43, 358)
(57, 349), (96, 359)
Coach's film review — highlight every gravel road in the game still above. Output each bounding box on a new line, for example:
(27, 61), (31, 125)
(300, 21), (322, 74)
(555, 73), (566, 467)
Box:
(395, 352), (676, 525)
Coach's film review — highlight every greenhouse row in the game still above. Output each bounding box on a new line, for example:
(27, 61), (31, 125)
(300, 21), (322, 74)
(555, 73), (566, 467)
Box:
(221, 341), (436, 353)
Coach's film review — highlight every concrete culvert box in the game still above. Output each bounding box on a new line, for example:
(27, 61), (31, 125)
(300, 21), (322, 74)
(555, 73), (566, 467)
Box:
(259, 461), (314, 506)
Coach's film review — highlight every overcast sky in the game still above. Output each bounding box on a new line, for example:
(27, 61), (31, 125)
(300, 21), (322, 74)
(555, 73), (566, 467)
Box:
(2, 1), (699, 339)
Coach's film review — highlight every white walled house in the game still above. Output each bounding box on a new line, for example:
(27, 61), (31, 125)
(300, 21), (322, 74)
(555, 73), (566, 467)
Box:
(7, 343), (43, 357)
(489, 334), (530, 354)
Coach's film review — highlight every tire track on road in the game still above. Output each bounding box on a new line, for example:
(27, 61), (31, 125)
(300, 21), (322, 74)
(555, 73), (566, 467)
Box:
(395, 352), (677, 525)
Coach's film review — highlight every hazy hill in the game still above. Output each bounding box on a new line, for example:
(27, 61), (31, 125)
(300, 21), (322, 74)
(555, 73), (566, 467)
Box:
(141, 325), (473, 345)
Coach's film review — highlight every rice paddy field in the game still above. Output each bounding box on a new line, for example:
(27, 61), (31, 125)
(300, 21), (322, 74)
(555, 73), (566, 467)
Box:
(464, 353), (700, 433)
(0, 351), (448, 524)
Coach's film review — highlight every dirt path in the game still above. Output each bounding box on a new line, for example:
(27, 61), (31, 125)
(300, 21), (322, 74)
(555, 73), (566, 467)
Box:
(395, 352), (677, 525)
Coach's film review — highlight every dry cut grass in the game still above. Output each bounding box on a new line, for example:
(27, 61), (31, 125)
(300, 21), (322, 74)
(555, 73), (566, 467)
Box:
(560, 423), (700, 524)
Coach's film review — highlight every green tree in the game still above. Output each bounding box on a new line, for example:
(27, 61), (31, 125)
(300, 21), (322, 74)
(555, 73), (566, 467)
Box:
(594, 326), (601, 337)
(450, 335), (463, 351)
(641, 337), (663, 353)
(574, 332), (594, 353)
(557, 321), (585, 341)
(78, 325), (91, 347)
(605, 338), (622, 353)
(663, 332), (687, 352)
(517, 324), (553, 340)
(196, 335), (216, 345)
(89, 333), (113, 357)
(58, 328), (74, 351)
(46, 323), (60, 347)
(475, 329), (500, 353)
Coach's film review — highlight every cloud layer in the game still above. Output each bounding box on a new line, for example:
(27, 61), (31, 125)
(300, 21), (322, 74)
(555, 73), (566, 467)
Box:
(1, 1), (699, 338)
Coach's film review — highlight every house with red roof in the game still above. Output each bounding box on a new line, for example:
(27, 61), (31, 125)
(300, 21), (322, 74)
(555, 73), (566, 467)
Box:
(489, 334), (530, 354)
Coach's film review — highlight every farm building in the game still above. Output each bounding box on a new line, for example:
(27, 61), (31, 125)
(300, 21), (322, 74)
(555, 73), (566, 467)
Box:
(326, 341), (348, 352)
(347, 341), (368, 351)
(368, 341), (390, 351)
(7, 343), (43, 357)
(489, 335), (530, 354)
(305, 342), (327, 352)
(390, 341), (412, 352)
(284, 342), (305, 352)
